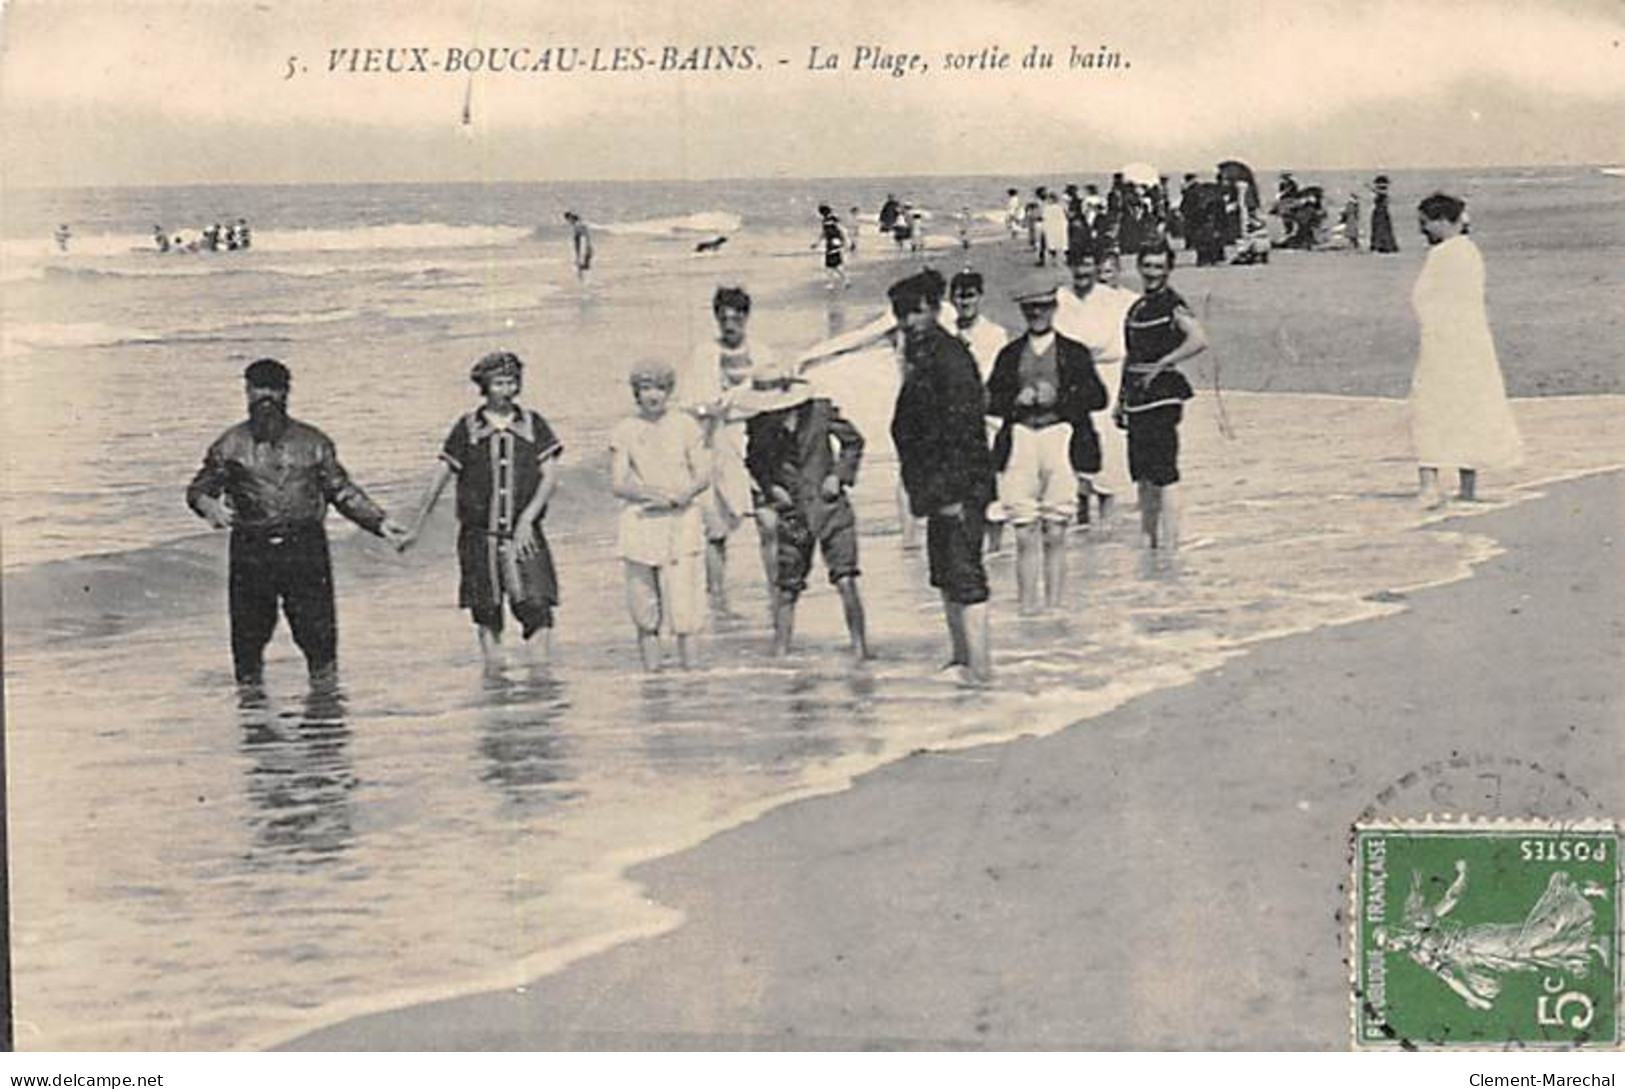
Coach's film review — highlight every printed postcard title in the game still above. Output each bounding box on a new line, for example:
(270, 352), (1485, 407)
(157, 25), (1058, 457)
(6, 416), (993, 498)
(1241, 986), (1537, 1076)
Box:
(285, 42), (1132, 81)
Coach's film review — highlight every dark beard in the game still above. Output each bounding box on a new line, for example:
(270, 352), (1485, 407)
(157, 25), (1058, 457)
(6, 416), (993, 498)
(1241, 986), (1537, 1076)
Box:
(248, 400), (289, 441)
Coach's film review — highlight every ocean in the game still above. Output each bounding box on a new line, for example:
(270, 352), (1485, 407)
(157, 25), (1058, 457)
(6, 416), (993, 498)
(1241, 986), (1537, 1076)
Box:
(3, 166), (1623, 1049)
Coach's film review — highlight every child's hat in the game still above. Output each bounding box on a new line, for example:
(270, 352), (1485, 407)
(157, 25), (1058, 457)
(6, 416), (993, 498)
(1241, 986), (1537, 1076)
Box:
(628, 359), (677, 388)
(470, 351), (523, 385)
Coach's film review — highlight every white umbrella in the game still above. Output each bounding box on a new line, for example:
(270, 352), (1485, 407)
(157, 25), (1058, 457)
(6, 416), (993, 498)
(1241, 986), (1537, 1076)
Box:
(1120, 161), (1159, 187)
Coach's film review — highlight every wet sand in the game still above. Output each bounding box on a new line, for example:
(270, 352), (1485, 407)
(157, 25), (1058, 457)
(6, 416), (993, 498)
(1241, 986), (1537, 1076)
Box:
(287, 470), (1622, 1049)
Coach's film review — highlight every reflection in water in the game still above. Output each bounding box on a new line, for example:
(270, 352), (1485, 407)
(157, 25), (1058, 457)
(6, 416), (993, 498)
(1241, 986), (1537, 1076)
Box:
(638, 665), (878, 776)
(476, 671), (578, 809)
(1137, 548), (1184, 583)
(238, 681), (357, 867)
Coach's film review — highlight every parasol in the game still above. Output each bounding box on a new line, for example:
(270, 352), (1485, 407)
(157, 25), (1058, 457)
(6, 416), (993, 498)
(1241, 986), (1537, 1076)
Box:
(1217, 159), (1260, 209)
(1120, 161), (1159, 187)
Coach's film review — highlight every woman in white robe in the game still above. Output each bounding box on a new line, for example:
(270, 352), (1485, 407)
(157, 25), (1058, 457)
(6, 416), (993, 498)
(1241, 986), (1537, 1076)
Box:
(1408, 192), (1522, 507)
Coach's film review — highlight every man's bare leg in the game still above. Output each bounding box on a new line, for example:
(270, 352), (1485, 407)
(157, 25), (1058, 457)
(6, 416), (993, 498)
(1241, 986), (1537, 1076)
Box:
(705, 538), (733, 615)
(754, 509), (778, 593)
(1014, 522), (1043, 614)
(1042, 519), (1069, 608)
(942, 593), (969, 666)
(898, 482), (922, 550)
(1158, 484), (1181, 551)
(523, 627), (553, 665)
(1079, 475), (1114, 530)
(771, 589), (797, 656)
(836, 576), (871, 660)
(636, 630), (662, 672)
(1138, 481), (1161, 548)
(962, 601), (993, 684)
(477, 625), (503, 672)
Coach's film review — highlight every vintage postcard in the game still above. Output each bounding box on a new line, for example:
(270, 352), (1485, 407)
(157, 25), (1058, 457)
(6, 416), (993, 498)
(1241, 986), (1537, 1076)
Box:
(1, 0), (1621, 1053)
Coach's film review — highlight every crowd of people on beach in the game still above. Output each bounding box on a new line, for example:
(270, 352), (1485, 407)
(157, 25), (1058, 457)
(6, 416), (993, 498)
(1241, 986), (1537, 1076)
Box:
(984, 168), (1408, 271)
(778, 165), (1403, 295)
(185, 176), (1516, 691)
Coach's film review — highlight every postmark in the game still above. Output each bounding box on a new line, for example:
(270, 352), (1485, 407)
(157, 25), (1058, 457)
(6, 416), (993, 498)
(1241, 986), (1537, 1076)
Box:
(1352, 818), (1619, 1049)
(1352, 753), (1608, 826)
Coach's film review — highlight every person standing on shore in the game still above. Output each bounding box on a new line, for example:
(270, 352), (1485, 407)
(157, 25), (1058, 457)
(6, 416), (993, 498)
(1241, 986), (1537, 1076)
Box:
(611, 361), (710, 672)
(1117, 248), (1208, 550)
(1408, 192), (1521, 508)
(741, 367), (870, 660)
(986, 275), (1107, 613)
(1054, 251), (1138, 526)
(1369, 176), (1399, 254)
(564, 211), (594, 283)
(400, 352), (563, 665)
(1025, 189), (1044, 255)
(1041, 189), (1070, 268)
(186, 358), (408, 686)
(813, 204), (851, 290)
(888, 270), (995, 685)
(878, 194), (902, 248)
(946, 269), (1012, 554)
(682, 286), (780, 615)
(893, 201), (916, 252)
(1340, 192), (1362, 250)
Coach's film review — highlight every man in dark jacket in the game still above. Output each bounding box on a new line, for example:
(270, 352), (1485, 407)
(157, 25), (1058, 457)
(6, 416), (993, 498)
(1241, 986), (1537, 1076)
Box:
(743, 368), (869, 659)
(187, 358), (407, 685)
(986, 274), (1108, 613)
(888, 270), (995, 684)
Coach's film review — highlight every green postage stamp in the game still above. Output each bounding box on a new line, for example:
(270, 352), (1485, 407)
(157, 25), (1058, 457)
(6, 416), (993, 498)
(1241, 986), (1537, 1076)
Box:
(1353, 820), (1620, 1048)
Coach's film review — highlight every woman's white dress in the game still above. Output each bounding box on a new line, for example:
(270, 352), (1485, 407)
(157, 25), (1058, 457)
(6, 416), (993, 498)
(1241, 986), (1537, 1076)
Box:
(1408, 234), (1522, 470)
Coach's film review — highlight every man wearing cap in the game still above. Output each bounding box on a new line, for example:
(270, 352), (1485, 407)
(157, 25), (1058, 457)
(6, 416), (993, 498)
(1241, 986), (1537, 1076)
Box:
(987, 274), (1108, 614)
(187, 358), (408, 686)
(888, 270), (995, 684)
(741, 367), (869, 659)
(1054, 250), (1138, 525)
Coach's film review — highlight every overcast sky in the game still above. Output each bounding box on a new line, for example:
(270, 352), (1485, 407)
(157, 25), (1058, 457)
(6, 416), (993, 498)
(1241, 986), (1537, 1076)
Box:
(2, 0), (1621, 188)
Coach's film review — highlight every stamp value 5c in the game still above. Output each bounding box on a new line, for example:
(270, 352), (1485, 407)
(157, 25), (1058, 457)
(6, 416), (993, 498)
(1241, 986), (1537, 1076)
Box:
(1353, 820), (1619, 1049)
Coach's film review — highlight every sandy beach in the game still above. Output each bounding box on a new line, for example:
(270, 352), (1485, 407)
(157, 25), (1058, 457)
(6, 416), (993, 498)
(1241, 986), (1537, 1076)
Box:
(285, 468), (1622, 1050)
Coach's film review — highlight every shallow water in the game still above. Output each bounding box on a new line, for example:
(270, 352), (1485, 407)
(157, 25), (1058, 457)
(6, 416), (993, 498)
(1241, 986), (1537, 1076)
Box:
(8, 391), (1625, 1050)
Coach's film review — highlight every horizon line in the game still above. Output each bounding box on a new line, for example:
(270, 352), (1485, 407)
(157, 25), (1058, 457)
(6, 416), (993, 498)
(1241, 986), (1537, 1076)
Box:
(3, 161), (1612, 194)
